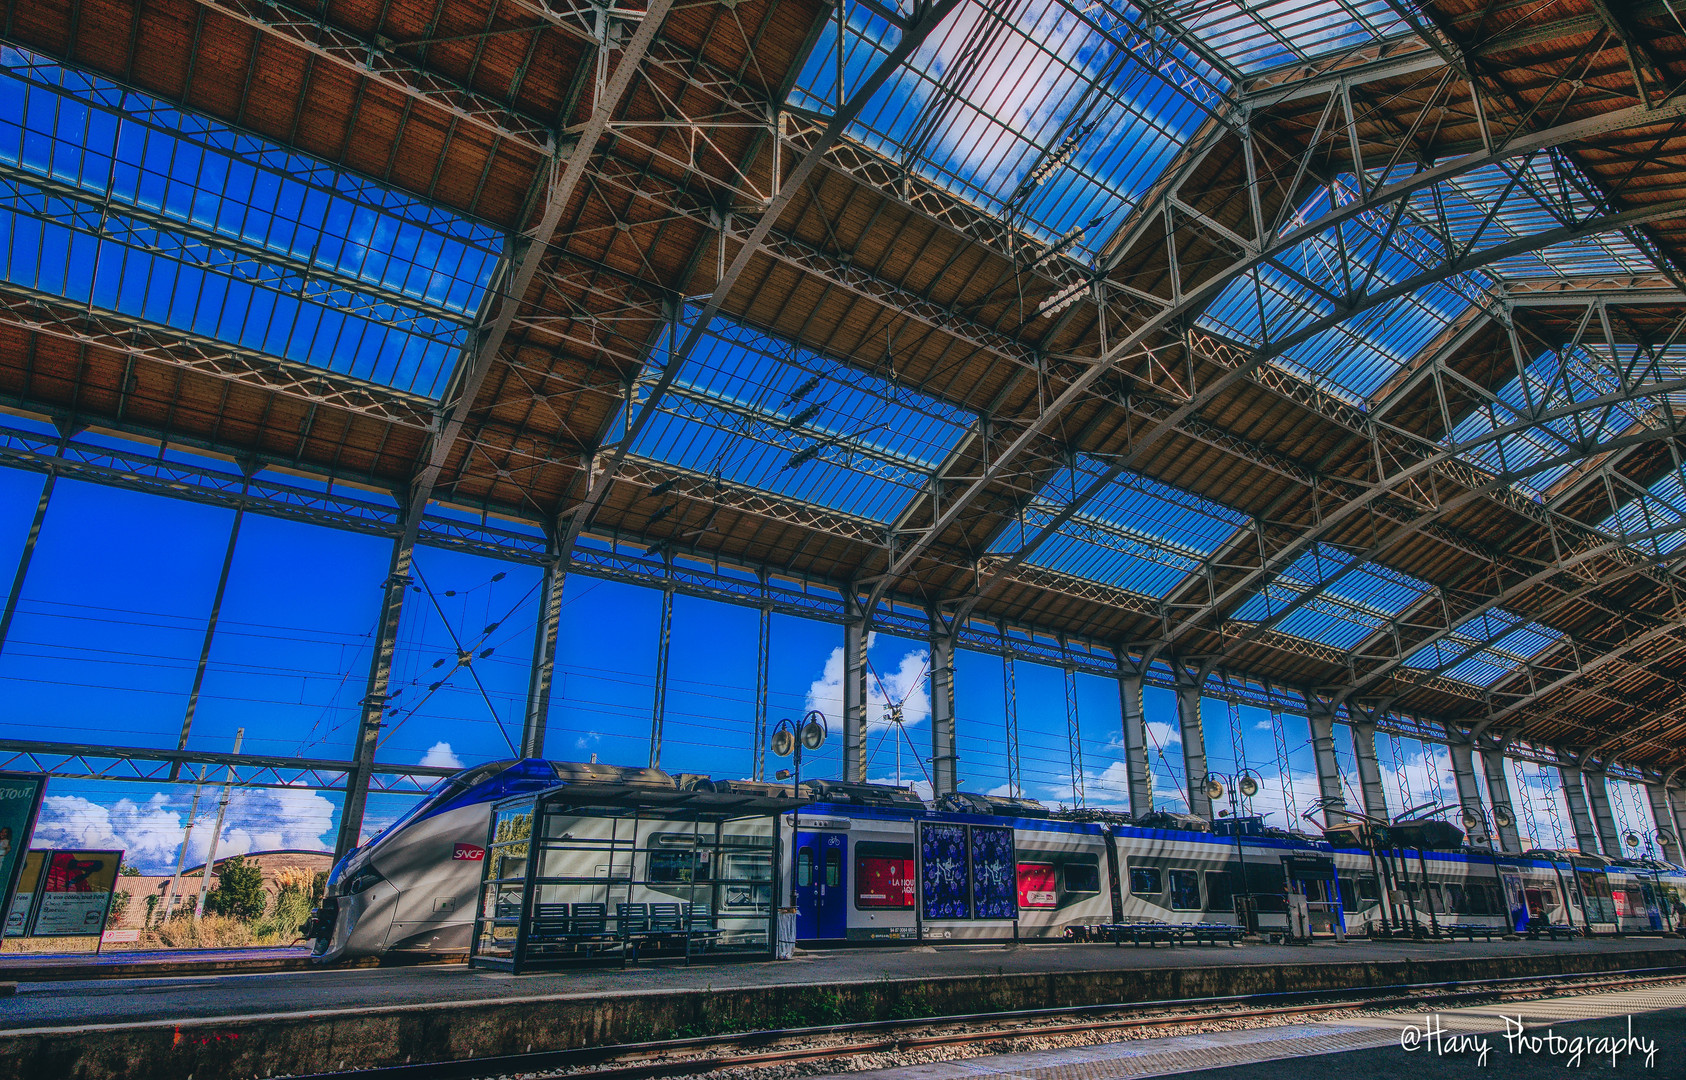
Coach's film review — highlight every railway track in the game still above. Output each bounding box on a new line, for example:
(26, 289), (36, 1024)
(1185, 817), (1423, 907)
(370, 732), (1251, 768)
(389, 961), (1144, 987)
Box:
(298, 965), (1686, 1080)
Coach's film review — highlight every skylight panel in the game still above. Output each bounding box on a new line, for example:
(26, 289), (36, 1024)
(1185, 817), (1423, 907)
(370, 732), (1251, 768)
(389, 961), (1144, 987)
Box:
(0, 48), (502, 400)
(1410, 159), (1655, 280)
(988, 456), (1248, 598)
(1451, 344), (1653, 500)
(787, 0), (1224, 258)
(1166, 0), (1413, 75)
(628, 312), (972, 525)
(1600, 469), (1686, 557)
(1404, 608), (1563, 687)
(1197, 176), (1485, 403)
(1231, 544), (1432, 649)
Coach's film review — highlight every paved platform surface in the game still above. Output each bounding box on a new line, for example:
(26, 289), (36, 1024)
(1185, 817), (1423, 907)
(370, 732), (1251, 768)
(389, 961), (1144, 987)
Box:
(3, 935), (1679, 1032)
(0, 945), (316, 981)
(820, 983), (1686, 1080)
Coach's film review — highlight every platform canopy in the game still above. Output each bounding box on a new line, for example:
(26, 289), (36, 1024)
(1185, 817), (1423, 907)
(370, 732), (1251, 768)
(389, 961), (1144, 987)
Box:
(5, 0), (1686, 782)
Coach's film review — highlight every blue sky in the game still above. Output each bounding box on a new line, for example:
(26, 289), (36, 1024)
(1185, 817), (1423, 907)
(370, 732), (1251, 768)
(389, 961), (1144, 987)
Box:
(1, 459), (1403, 872)
(11, 461), (1664, 872)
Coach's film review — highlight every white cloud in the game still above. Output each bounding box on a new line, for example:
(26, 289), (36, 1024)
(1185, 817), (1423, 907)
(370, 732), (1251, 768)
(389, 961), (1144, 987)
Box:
(36, 794), (185, 872)
(1145, 720), (1181, 747)
(34, 785), (337, 874)
(419, 741), (463, 770)
(1255, 721), (1273, 731)
(803, 640), (931, 733)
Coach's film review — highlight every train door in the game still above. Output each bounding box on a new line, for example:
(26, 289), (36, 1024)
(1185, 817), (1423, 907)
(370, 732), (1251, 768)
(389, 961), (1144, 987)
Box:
(1501, 873), (1528, 933)
(1640, 881), (1664, 931)
(1282, 856), (1344, 936)
(794, 831), (847, 939)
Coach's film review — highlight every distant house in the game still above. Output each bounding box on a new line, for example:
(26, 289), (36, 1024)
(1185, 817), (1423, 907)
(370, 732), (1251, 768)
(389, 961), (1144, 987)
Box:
(115, 849), (333, 927)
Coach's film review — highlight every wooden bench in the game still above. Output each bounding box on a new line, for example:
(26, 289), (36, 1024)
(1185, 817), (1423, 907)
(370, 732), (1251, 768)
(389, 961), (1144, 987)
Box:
(1443, 924), (1503, 942)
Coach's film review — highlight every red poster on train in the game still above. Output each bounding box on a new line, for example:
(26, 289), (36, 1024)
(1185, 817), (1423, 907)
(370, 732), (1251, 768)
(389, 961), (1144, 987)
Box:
(856, 856), (914, 908)
(1018, 863), (1056, 908)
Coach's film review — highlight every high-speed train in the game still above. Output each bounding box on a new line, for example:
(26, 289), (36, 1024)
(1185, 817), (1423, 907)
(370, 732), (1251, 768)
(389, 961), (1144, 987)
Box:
(302, 758), (1686, 961)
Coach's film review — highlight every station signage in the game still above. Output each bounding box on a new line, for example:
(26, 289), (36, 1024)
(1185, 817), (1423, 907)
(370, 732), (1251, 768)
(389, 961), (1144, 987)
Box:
(0, 772), (45, 938)
(30, 850), (123, 937)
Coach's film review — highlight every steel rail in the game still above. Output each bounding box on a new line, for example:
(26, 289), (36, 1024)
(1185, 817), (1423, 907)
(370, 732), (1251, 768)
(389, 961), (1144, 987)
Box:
(288, 964), (1686, 1080)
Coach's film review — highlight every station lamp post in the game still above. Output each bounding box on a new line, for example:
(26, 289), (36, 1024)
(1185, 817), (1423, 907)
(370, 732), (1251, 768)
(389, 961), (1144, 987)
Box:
(1201, 770), (1261, 930)
(772, 711), (828, 909)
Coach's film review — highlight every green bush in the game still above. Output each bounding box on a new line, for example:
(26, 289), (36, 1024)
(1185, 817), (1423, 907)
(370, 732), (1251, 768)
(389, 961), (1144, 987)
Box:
(204, 856), (267, 921)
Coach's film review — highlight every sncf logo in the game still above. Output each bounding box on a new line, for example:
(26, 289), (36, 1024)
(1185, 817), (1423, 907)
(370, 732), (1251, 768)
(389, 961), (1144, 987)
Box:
(452, 843), (485, 861)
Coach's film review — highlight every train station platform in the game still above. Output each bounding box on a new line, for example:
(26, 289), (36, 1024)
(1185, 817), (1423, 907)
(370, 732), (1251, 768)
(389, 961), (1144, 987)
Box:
(0, 945), (321, 982)
(2, 936), (1684, 1079)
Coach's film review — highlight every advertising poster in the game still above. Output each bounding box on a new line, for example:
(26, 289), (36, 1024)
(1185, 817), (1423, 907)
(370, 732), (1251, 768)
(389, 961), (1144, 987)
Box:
(856, 855), (915, 908)
(30, 850), (122, 937)
(0, 772), (45, 937)
(969, 825), (1018, 919)
(4, 849), (44, 936)
(1017, 863), (1056, 909)
(919, 823), (969, 920)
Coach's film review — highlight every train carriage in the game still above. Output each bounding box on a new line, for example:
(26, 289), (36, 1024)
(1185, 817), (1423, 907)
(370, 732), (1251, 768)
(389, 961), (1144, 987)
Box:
(302, 759), (1685, 963)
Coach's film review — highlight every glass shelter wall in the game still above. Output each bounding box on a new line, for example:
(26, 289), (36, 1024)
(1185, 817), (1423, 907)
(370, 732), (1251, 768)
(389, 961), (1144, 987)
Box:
(471, 795), (778, 972)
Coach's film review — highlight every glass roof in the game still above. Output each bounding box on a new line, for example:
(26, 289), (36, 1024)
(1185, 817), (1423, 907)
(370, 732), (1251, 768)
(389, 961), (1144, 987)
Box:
(1450, 344), (1658, 500)
(1231, 543), (1433, 649)
(1405, 156), (1655, 280)
(1599, 468), (1686, 558)
(1165, 0), (1414, 75)
(988, 455), (1248, 598)
(628, 310), (973, 525)
(1198, 174), (1490, 404)
(1404, 607), (1564, 687)
(787, 0), (1225, 259)
(0, 48), (502, 400)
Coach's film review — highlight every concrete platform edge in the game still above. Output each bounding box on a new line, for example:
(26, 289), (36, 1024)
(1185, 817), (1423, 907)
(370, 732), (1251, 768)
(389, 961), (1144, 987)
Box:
(4, 947), (1684, 1080)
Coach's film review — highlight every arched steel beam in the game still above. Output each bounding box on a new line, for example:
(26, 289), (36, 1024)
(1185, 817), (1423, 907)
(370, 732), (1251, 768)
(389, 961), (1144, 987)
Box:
(858, 93), (1686, 620)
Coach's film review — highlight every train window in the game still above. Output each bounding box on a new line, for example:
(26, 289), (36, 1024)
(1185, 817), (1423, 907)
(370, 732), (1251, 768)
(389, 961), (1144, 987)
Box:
(1337, 877), (1358, 912)
(1018, 864), (1057, 908)
(1129, 866), (1162, 896)
(1168, 869), (1200, 910)
(1357, 877), (1380, 902)
(723, 852), (770, 882)
(1443, 883), (1465, 914)
(648, 850), (694, 883)
(856, 856), (915, 908)
(797, 848), (813, 887)
(1205, 871), (1234, 912)
(825, 849), (841, 888)
(1064, 862), (1101, 894)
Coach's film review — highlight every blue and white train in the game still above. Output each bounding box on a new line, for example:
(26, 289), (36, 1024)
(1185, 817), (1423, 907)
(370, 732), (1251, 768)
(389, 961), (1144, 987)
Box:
(302, 758), (1686, 962)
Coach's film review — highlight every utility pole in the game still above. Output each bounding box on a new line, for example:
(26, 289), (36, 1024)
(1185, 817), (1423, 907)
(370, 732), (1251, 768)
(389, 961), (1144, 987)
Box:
(194, 728), (243, 922)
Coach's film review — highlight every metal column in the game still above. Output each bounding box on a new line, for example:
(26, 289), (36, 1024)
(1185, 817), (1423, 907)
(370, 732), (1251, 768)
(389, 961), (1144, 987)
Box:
(1116, 658), (1153, 818)
(1559, 763), (1603, 854)
(1002, 648), (1022, 798)
(1583, 768), (1622, 856)
(842, 598), (869, 783)
(0, 470), (55, 659)
(521, 553), (567, 760)
(928, 619), (957, 796)
(1645, 784), (1680, 861)
(1348, 710), (1390, 821)
(335, 531), (414, 860)
(1174, 663), (1211, 818)
(650, 578), (674, 770)
(171, 504), (245, 778)
(1444, 732), (1485, 840)
(1063, 658), (1084, 807)
(1480, 744), (1523, 852)
(753, 597), (770, 782)
(1306, 697), (1349, 825)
